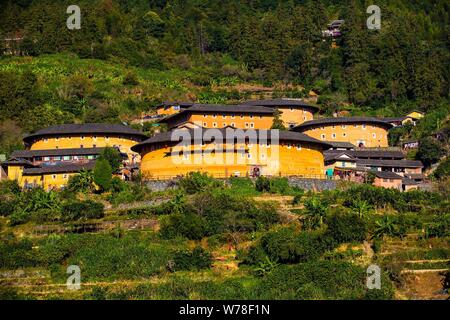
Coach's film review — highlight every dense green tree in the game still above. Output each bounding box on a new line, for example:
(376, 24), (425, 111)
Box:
(416, 137), (445, 168)
(93, 158), (113, 192)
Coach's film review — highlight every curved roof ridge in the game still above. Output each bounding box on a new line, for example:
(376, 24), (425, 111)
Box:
(244, 99), (319, 112)
(131, 128), (331, 153)
(292, 117), (393, 130)
(23, 123), (148, 144)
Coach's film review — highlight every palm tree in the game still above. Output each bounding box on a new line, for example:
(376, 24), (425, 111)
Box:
(302, 196), (328, 230)
(373, 215), (397, 239)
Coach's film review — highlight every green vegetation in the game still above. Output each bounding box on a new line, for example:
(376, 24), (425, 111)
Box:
(0, 175), (448, 300)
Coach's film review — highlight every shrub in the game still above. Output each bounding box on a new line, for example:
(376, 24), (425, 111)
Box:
(424, 213), (449, 238)
(255, 176), (271, 192)
(0, 198), (16, 216)
(99, 147), (123, 172)
(325, 212), (368, 244)
(159, 213), (207, 240)
(302, 196), (329, 230)
(243, 227), (328, 265)
(255, 260), (394, 300)
(433, 157), (450, 179)
(0, 180), (20, 194)
(171, 247), (212, 271)
(269, 177), (291, 194)
(93, 158), (113, 192)
(61, 200), (104, 222)
(0, 237), (37, 268)
(178, 172), (222, 194)
(66, 170), (94, 193)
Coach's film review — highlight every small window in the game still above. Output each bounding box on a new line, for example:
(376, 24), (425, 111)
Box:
(296, 144), (302, 150)
(372, 133), (376, 138)
(63, 174), (68, 179)
(266, 142), (271, 148)
(342, 125), (346, 129)
(203, 122), (207, 127)
(343, 133), (347, 137)
(213, 114), (217, 118)
(231, 123), (235, 127)
(203, 114), (207, 118)
(81, 136), (85, 140)
(290, 108), (294, 112)
(93, 144), (96, 148)
(93, 136), (97, 140)
(287, 143), (292, 149)
(250, 123), (254, 128)
(231, 114), (235, 119)
(362, 124), (366, 129)
(44, 138), (48, 143)
(52, 175), (56, 180)
(321, 134), (326, 140)
(332, 133), (336, 139)
(250, 115), (253, 119)
(222, 115), (226, 119)
(105, 136), (110, 140)
(80, 145), (84, 148)
(213, 122), (217, 127)
(354, 124), (358, 128)
(240, 114), (244, 119)
(245, 122), (249, 128)
(223, 123), (227, 127)
(247, 153), (252, 159)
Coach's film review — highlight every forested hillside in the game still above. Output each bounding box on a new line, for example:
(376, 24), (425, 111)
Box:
(0, 0), (449, 155)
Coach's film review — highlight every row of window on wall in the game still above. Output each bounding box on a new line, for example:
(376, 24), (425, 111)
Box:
(36, 155), (98, 161)
(42, 136), (131, 142)
(320, 132), (381, 139)
(203, 114), (265, 119)
(313, 124), (376, 130)
(204, 122), (257, 128)
(51, 174), (68, 180)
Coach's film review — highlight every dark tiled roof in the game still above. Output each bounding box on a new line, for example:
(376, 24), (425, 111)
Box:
(372, 171), (403, 179)
(157, 101), (195, 109)
(243, 99), (319, 112)
(324, 149), (405, 159)
(357, 159), (423, 168)
(402, 178), (419, 185)
(131, 128), (331, 153)
(405, 173), (425, 180)
(11, 147), (110, 158)
(383, 117), (409, 123)
(22, 161), (96, 175)
(23, 123), (148, 144)
(324, 141), (356, 149)
(324, 152), (356, 162)
(1, 157), (34, 167)
(292, 117), (393, 130)
(158, 104), (275, 125)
